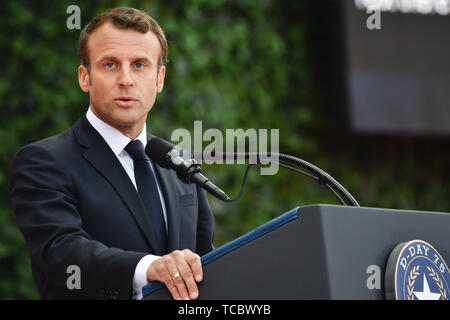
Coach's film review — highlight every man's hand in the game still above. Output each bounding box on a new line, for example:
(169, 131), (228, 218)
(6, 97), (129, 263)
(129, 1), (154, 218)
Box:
(146, 249), (203, 300)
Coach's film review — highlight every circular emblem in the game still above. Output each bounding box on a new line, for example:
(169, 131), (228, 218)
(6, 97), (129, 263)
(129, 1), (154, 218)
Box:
(385, 240), (450, 300)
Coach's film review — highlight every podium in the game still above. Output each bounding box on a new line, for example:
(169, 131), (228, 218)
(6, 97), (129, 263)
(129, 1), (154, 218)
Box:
(143, 204), (450, 299)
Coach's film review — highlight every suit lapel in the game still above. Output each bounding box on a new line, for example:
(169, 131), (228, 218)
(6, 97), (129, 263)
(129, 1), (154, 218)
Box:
(72, 115), (165, 255)
(147, 133), (182, 252)
(152, 163), (181, 252)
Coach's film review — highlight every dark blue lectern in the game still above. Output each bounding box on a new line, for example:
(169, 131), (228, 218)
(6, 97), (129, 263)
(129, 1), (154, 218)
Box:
(143, 204), (450, 299)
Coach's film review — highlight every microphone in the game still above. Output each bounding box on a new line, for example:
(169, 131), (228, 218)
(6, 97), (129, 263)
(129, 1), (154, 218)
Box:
(145, 137), (231, 202)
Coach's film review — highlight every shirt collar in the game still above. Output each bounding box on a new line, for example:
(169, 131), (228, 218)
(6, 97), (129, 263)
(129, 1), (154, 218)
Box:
(86, 106), (147, 156)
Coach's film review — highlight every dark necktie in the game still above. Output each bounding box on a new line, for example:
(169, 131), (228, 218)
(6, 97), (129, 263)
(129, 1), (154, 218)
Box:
(125, 140), (167, 253)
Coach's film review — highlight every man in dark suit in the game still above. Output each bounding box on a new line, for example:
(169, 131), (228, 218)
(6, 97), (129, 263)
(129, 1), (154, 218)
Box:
(8, 7), (215, 300)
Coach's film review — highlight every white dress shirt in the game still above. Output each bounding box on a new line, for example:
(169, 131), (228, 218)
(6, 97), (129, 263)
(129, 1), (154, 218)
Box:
(86, 106), (165, 300)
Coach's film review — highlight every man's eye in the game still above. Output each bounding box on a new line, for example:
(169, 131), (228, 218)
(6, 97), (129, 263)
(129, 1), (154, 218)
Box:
(135, 62), (145, 69)
(105, 62), (115, 69)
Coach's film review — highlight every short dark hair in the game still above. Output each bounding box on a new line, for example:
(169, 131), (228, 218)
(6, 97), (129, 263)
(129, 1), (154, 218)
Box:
(78, 7), (168, 70)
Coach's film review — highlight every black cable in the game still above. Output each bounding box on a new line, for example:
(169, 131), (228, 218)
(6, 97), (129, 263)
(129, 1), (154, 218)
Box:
(207, 151), (359, 206)
(274, 153), (359, 206)
(275, 161), (319, 182)
(226, 161), (347, 206)
(324, 182), (346, 206)
(226, 162), (310, 202)
(225, 163), (258, 202)
(272, 161), (347, 205)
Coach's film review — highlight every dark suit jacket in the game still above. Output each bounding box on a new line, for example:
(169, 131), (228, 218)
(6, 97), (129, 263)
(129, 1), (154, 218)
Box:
(8, 114), (215, 300)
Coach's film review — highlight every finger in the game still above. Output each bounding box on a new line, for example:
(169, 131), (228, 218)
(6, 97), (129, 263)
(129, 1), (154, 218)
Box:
(180, 268), (199, 300)
(184, 250), (203, 282)
(178, 250), (202, 299)
(166, 280), (182, 301)
(176, 257), (198, 300)
(152, 259), (182, 301)
(165, 252), (190, 300)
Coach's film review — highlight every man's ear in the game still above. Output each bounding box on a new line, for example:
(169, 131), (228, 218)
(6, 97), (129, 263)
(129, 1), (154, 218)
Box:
(78, 65), (90, 93)
(156, 65), (166, 93)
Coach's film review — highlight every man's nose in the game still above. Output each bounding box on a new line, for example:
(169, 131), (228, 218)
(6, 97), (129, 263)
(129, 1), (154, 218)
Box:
(118, 66), (134, 87)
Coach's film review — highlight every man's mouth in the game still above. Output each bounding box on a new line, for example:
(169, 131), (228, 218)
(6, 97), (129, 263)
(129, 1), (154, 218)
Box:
(113, 96), (138, 107)
(114, 96), (137, 102)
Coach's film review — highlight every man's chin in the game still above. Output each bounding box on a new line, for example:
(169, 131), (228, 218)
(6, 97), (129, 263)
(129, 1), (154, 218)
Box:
(109, 112), (147, 131)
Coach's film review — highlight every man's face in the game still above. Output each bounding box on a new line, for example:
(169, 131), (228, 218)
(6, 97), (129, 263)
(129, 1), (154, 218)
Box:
(78, 22), (165, 136)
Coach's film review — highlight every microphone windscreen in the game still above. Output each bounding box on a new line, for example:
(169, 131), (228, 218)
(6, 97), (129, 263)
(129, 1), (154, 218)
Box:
(145, 137), (174, 166)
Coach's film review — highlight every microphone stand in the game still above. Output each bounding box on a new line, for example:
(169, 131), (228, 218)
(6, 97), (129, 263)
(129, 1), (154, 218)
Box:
(201, 152), (360, 207)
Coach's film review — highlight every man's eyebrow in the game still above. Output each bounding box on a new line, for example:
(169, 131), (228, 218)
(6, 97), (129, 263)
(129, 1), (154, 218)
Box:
(97, 56), (118, 63)
(97, 56), (153, 64)
(133, 57), (153, 64)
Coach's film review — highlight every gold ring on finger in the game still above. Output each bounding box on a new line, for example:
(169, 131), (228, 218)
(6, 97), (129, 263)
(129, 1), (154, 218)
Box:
(172, 272), (181, 281)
